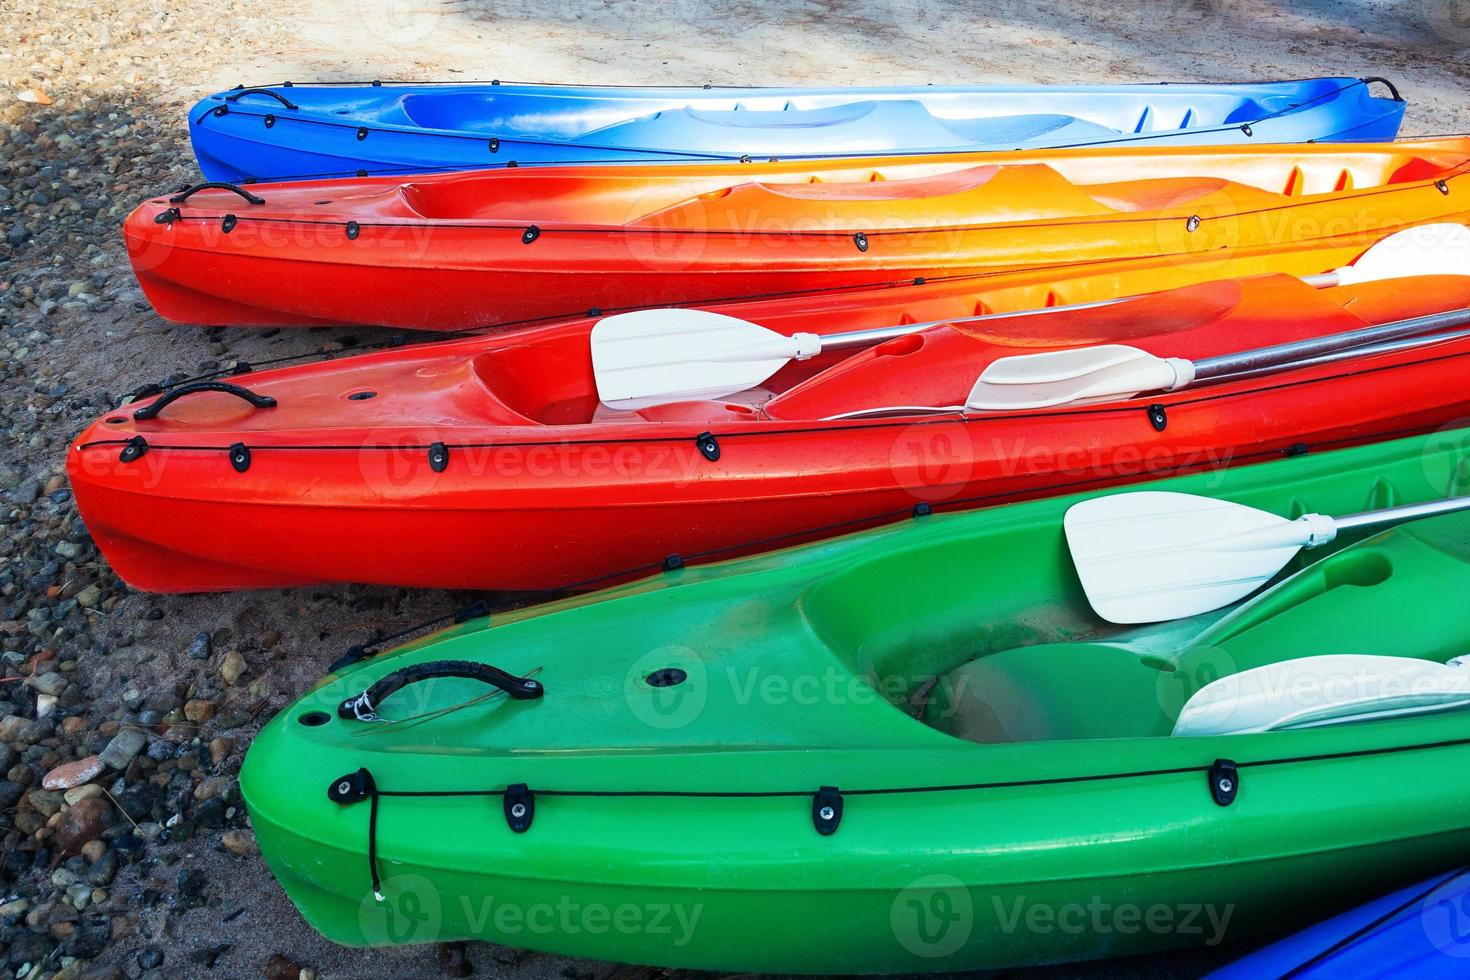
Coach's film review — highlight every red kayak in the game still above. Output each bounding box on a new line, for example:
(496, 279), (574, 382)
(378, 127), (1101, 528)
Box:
(124, 139), (1470, 330)
(69, 271), (1470, 593)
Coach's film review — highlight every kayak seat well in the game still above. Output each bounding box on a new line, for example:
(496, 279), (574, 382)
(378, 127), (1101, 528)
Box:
(469, 335), (600, 425)
(924, 515), (1470, 745)
(924, 642), (1175, 743)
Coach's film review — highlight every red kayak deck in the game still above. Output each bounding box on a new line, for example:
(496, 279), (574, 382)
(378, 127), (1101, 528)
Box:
(69, 272), (1470, 593)
(125, 139), (1470, 330)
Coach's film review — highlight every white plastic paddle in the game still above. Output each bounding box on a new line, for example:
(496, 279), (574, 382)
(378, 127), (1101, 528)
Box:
(591, 223), (1470, 410)
(1063, 491), (1470, 625)
(969, 306), (1470, 410)
(820, 319), (1470, 420)
(1172, 655), (1470, 737)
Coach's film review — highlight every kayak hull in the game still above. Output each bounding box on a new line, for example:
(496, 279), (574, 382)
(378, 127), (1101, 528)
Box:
(190, 78), (1406, 182)
(126, 139), (1470, 330)
(241, 427), (1470, 972)
(68, 272), (1470, 593)
(1208, 869), (1470, 978)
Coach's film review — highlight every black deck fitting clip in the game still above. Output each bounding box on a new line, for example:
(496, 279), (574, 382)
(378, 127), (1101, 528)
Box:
(213, 105), (228, 118)
(1209, 759), (1239, 807)
(913, 277), (925, 286)
(1284, 442), (1310, 458)
(283, 81), (294, 87)
(119, 435), (149, 464)
(428, 441), (449, 473)
(221, 214), (237, 234)
(913, 502), (932, 518)
(1186, 214), (1201, 233)
(813, 786), (843, 835)
(507, 160), (519, 168)
(853, 232), (869, 252)
(356, 127), (368, 141)
(662, 553), (685, 572)
(229, 442), (251, 473)
(264, 114), (275, 129)
(356, 169), (368, 178)
(154, 207), (180, 226)
(739, 154), (752, 164)
(231, 361), (254, 376)
(328, 768), (376, 806)
(587, 307), (602, 318)
(504, 784), (534, 832)
(1437, 180), (1450, 196)
(521, 224), (540, 244)
(371, 79), (382, 87)
(491, 79), (501, 86)
(695, 431), (720, 461)
(1240, 123), (1252, 137)
(1147, 404), (1168, 432)
(489, 137), (500, 153)
(345, 221), (360, 240)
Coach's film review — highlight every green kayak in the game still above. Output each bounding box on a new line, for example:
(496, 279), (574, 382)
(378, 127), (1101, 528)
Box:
(243, 425), (1470, 973)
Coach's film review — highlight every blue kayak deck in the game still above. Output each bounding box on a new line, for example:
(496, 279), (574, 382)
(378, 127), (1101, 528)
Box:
(189, 76), (1406, 181)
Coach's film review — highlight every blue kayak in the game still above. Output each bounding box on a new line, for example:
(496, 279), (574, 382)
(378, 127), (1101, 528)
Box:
(1209, 868), (1470, 978)
(189, 76), (1406, 182)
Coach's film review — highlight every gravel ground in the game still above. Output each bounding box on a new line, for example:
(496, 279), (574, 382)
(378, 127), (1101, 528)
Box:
(1, 1), (1468, 977)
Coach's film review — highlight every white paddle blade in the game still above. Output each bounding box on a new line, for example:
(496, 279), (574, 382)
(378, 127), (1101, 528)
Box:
(1332, 223), (1470, 286)
(591, 309), (817, 410)
(966, 346), (1194, 410)
(1173, 655), (1470, 736)
(1064, 491), (1327, 624)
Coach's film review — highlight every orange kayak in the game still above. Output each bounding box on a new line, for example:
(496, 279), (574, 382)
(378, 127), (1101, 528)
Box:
(125, 139), (1470, 330)
(69, 270), (1470, 593)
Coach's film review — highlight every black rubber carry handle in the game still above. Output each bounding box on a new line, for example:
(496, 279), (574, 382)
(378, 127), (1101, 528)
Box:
(1359, 76), (1402, 102)
(133, 381), (277, 421)
(224, 87), (300, 111)
(169, 182), (266, 206)
(339, 660), (544, 721)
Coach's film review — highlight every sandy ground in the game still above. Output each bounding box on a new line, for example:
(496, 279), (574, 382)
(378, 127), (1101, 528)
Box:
(3, 0), (1470, 977)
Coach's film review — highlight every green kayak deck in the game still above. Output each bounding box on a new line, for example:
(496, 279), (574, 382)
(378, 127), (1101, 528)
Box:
(243, 425), (1470, 973)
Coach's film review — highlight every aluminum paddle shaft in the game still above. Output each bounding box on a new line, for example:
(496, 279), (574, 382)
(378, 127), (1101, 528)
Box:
(1193, 306), (1470, 381)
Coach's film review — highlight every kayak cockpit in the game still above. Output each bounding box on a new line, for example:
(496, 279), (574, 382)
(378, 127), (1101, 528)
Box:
(919, 514), (1470, 745)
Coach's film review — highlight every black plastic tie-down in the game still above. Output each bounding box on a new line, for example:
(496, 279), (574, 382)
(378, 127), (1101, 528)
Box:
(813, 786), (843, 834)
(504, 784), (534, 832)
